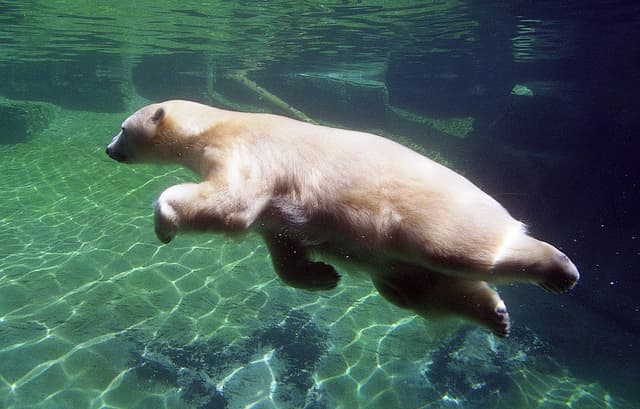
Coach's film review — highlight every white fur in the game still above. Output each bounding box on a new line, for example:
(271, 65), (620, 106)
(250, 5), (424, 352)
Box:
(109, 100), (580, 337)
(492, 222), (526, 267)
(157, 199), (178, 225)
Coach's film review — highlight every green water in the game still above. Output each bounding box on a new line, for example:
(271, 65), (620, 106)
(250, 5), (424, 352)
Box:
(0, 108), (439, 407)
(1, 1), (639, 408)
(0, 107), (629, 408)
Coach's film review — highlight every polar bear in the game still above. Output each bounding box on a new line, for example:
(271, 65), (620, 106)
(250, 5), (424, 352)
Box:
(106, 100), (579, 337)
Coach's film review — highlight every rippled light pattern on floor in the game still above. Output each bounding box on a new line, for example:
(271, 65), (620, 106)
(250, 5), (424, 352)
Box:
(0, 109), (629, 408)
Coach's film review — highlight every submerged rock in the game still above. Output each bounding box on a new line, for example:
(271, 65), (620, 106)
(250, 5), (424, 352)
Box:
(253, 67), (389, 130)
(489, 80), (584, 151)
(127, 309), (328, 409)
(0, 97), (55, 144)
(510, 84), (534, 97)
(0, 54), (131, 112)
(424, 326), (551, 408)
(133, 53), (215, 104)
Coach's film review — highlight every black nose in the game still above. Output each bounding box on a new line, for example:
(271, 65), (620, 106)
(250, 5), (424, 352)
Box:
(106, 146), (127, 162)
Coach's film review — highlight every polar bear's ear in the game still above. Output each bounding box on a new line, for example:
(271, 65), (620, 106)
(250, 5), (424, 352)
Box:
(151, 107), (165, 124)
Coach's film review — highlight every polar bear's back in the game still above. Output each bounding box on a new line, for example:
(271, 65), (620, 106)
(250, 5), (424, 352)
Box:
(252, 113), (518, 256)
(160, 100), (512, 230)
(279, 116), (506, 212)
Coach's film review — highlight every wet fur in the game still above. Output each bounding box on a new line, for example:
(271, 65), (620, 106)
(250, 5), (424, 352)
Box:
(107, 100), (580, 337)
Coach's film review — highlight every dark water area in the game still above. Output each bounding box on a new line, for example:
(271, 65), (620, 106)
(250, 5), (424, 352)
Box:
(1, 1), (639, 408)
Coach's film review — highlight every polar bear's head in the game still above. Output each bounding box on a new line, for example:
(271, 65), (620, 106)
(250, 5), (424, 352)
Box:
(106, 103), (168, 163)
(107, 100), (223, 168)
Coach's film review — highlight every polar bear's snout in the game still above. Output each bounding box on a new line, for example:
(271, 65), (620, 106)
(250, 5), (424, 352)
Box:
(106, 130), (129, 162)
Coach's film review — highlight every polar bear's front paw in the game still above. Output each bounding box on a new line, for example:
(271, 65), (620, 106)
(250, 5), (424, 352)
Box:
(154, 199), (179, 244)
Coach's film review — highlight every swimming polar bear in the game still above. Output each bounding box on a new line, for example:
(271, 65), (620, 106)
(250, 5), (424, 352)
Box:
(106, 100), (579, 337)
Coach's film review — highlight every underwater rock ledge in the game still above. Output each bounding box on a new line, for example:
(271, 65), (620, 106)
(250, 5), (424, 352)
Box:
(0, 97), (56, 144)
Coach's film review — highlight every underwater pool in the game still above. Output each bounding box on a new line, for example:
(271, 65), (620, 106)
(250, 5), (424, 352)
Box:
(1, 1), (639, 408)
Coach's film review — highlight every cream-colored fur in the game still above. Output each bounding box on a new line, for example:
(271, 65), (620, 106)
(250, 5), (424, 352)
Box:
(107, 100), (580, 337)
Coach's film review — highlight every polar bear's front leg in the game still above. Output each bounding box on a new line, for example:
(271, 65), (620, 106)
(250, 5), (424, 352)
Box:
(155, 195), (179, 244)
(154, 182), (266, 243)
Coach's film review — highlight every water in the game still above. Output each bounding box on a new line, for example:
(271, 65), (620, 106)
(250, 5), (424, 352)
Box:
(1, 1), (639, 408)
